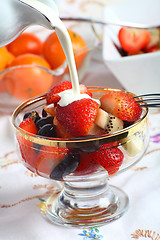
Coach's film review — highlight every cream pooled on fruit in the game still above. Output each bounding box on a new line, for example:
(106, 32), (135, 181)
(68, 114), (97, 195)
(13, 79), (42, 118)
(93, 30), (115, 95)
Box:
(58, 89), (100, 107)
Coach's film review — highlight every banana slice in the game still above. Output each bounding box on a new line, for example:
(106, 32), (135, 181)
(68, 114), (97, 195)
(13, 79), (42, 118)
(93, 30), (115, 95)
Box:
(95, 108), (110, 130)
(121, 134), (144, 156)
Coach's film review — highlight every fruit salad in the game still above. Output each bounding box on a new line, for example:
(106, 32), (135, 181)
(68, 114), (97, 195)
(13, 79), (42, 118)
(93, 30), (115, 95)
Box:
(16, 81), (147, 181)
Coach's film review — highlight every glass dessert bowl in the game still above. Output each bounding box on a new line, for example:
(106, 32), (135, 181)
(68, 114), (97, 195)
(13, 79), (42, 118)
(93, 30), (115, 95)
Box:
(12, 87), (149, 227)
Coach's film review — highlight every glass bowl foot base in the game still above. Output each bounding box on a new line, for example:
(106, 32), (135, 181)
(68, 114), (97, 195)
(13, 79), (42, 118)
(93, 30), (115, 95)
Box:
(45, 184), (129, 227)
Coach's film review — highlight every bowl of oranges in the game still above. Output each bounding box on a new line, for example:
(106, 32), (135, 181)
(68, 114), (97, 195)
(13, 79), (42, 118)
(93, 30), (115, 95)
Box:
(0, 19), (100, 112)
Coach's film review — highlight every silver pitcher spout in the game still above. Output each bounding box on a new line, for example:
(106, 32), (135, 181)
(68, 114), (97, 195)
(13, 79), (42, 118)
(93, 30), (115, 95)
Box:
(0, 0), (59, 47)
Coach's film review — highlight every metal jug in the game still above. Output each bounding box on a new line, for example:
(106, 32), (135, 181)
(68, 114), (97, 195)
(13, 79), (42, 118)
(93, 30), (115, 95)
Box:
(0, 0), (59, 47)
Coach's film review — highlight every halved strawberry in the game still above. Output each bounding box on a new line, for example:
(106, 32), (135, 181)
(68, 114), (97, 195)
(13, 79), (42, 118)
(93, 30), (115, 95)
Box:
(118, 27), (150, 54)
(88, 123), (106, 136)
(19, 117), (38, 134)
(100, 91), (142, 122)
(56, 98), (99, 137)
(79, 84), (92, 97)
(75, 152), (100, 173)
(77, 143), (124, 175)
(54, 117), (74, 138)
(43, 103), (56, 116)
(35, 145), (70, 177)
(18, 117), (38, 170)
(17, 136), (38, 171)
(94, 143), (124, 175)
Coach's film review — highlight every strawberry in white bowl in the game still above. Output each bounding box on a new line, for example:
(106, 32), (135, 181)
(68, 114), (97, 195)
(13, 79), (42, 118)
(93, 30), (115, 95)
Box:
(103, 0), (160, 94)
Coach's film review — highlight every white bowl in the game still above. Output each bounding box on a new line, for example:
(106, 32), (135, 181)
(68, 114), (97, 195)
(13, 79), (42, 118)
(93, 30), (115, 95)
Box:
(102, 0), (160, 94)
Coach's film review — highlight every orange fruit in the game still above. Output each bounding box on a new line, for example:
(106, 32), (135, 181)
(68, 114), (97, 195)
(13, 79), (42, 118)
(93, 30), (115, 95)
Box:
(9, 53), (51, 69)
(7, 32), (42, 56)
(42, 29), (88, 70)
(0, 47), (15, 92)
(4, 67), (54, 100)
(6, 51), (15, 66)
(4, 53), (55, 100)
(0, 47), (11, 71)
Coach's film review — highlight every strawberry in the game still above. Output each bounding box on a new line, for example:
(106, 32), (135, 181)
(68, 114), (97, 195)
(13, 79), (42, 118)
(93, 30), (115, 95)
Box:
(35, 145), (70, 177)
(78, 143), (124, 175)
(18, 117), (38, 170)
(100, 91), (142, 122)
(94, 144), (124, 175)
(17, 135), (38, 171)
(43, 104), (56, 116)
(19, 117), (38, 134)
(79, 84), (92, 97)
(88, 123), (106, 136)
(46, 80), (92, 105)
(118, 27), (150, 54)
(56, 98), (99, 137)
(54, 117), (74, 138)
(75, 152), (100, 173)
(46, 80), (72, 104)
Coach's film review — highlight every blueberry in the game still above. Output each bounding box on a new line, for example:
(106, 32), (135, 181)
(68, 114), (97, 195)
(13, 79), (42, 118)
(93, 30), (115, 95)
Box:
(79, 144), (101, 153)
(37, 124), (57, 138)
(79, 145), (101, 153)
(33, 143), (41, 154)
(34, 124), (57, 154)
(72, 135), (101, 153)
(23, 111), (40, 123)
(42, 108), (48, 117)
(36, 116), (54, 129)
(60, 195), (71, 207)
(123, 121), (134, 128)
(50, 151), (80, 180)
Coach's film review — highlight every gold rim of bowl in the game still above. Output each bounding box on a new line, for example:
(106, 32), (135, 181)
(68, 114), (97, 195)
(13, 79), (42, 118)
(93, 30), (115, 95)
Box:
(12, 87), (148, 148)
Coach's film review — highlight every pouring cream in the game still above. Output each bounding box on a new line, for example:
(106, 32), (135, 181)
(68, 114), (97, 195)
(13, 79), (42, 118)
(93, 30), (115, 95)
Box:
(20, 0), (80, 96)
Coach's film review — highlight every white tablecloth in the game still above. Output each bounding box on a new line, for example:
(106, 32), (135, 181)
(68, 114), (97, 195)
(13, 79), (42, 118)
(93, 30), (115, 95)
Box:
(0, 1), (160, 240)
